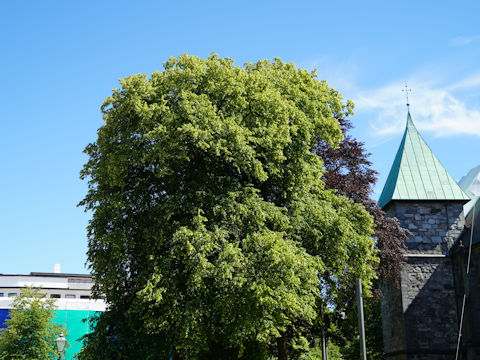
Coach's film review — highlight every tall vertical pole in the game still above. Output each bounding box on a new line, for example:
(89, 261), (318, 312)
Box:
(321, 303), (328, 360)
(356, 279), (367, 360)
(321, 328), (327, 360)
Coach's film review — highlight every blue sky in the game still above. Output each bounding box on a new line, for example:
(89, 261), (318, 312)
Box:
(2, 0), (480, 274)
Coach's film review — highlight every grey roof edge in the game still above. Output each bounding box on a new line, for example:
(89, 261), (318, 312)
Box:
(451, 197), (480, 255)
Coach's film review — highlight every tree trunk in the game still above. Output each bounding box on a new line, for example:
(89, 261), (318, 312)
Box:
(277, 332), (288, 360)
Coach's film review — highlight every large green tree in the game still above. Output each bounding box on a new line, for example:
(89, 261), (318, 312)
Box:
(0, 287), (64, 360)
(78, 54), (378, 360)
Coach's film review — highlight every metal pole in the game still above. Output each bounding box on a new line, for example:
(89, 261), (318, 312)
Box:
(321, 304), (328, 360)
(356, 279), (367, 360)
(321, 329), (327, 360)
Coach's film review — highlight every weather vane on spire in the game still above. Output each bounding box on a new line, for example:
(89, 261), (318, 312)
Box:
(402, 82), (412, 109)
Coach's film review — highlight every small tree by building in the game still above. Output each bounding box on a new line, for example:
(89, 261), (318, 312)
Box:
(0, 287), (65, 360)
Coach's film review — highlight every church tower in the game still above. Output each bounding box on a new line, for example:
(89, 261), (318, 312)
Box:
(379, 111), (469, 360)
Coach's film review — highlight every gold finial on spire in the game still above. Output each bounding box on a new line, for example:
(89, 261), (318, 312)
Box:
(402, 82), (412, 109)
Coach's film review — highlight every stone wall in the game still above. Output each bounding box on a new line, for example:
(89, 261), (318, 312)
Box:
(401, 258), (458, 354)
(387, 201), (465, 255)
(381, 200), (466, 360)
(380, 279), (406, 360)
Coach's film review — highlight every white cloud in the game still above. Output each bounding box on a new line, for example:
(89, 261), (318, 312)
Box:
(450, 35), (480, 46)
(299, 55), (480, 139)
(447, 72), (480, 90)
(353, 76), (480, 138)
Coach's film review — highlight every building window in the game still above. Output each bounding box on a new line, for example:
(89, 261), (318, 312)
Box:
(50, 294), (61, 299)
(8, 293), (17, 297)
(80, 295), (90, 299)
(0, 293), (3, 297)
(65, 294), (76, 299)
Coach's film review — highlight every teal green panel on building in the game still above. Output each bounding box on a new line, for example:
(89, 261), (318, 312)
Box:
(53, 310), (99, 359)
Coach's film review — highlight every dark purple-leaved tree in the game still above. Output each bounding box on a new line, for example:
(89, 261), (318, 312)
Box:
(313, 116), (408, 360)
(315, 117), (407, 281)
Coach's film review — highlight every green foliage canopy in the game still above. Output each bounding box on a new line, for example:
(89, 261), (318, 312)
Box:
(79, 54), (378, 359)
(0, 287), (64, 360)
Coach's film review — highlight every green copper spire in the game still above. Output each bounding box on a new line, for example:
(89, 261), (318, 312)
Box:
(378, 111), (469, 208)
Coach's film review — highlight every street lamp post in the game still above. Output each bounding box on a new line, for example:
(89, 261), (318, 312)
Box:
(55, 333), (67, 360)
